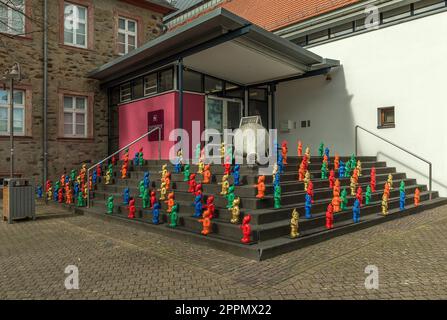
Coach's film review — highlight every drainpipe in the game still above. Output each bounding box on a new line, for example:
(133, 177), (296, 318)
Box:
(42, 0), (48, 203)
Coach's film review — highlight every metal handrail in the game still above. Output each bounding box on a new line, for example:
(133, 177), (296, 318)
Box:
(86, 126), (162, 208)
(355, 125), (432, 200)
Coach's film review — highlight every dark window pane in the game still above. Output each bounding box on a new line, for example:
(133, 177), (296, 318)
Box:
(382, 5), (411, 23)
(225, 88), (244, 99)
(292, 36), (307, 47)
(249, 100), (268, 128)
(331, 22), (354, 38)
(184, 70), (203, 92)
(249, 88), (267, 101)
(111, 86), (120, 105)
(204, 76), (223, 94)
(159, 68), (174, 92)
(308, 29), (329, 44)
(414, 0), (445, 14)
(132, 78), (144, 100)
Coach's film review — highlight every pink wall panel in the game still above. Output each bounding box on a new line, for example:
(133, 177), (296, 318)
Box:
(183, 92), (205, 158)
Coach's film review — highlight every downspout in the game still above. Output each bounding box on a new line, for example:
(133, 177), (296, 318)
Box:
(42, 0), (48, 203)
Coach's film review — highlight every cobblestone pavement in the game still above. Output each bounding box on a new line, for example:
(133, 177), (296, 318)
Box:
(0, 203), (446, 300)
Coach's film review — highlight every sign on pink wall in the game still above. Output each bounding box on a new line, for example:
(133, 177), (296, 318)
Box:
(148, 109), (164, 141)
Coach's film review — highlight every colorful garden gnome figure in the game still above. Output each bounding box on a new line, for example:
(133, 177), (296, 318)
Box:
(332, 195), (341, 213)
(387, 174), (393, 189)
(365, 185), (372, 205)
(158, 182), (167, 201)
(232, 164), (240, 186)
(47, 186), (53, 201)
(399, 180), (405, 193)
(138, 181), (145, 198)
(169, 203), (179, 228)
(203, 164), (212, 184)
(74, 182), (79, 198)
(324, 147), (330, 159)
(152, 202), (161, 224)
(353, 199), (361, 223)
(143, 172), (150, 189)
(183, 164), (190, 182)
(414, 188), (420, 206)
(45, 180), (52, 193)
(159, 164), (168, 182)
(318, 142), (324, 157)
(193, 143), (200, 161)
(298, 161), (305, 181)
(356, 186), (363, 207)
(326, 203), (334, 229)
(370, 167), (377, 192)
(150, 190), (157, 209)
(199, 210), (212, 236)
(123, 188), (130, 205)
(321, 162), (328, 179)
(306, 180), (314, 203)
(277, 152), (284, 174)
(350, 175), (357, 196)
(128, 199), (136, 219)
(383, 182), (391, 199)
(303, 171), (310, 191)
(105, 168), (112, 185)
(69, 169), (76, 182)
(281, 141), (288, 165)
(138, 147), (144, 166)
(37, 185), (43, 199)
(240, 215), (252, 244)
(220, 174), (230, 196)
(80, 163), (87, 180)
(329, 169), (335, 189)
(290, 209), (299, 238)
(193, 195), (203, 218)
(345, 161), (352, 178)
(111, 155), (117, 166)
(323, 154), (329, 167)
(188, 173), (197, 193)
(297, 141), (303, 157)
(305, 193), (312, 219)
(400, 190), (406, 211)
(333, 179), (341, 197)
(229, 197), (241, 224)
(381, 194), (389, 215)
(197, 158), (205, 175)
(305, 147), (311, 163)
(164, 192), (175, 213)
(195, 183), (202, 197)
(65, 185), (73, 204)
(340, 188), (348, 211)
(142, 188), (150, 209)
(356, 160), (362, 176)
(274, 184), (281, 209)
(273, 172), (281, 187)
(58, 188), (63, 203)
(164, 172), (171, 191)
(223, 158), (231, 176)
(96, 164), (102, 177)
(226, 185), (235, 209)
(204, 196), (216, 219)
(133, 151), (139, 166)
(220, 142), (225, 159)
(77, 192), (85, 207)
(338, 160), (345, 178)
(121, 163), (128, 179)
(92, 170), (97, 184)
(272, 163), (278, 180)
(106, 196), (114, 214)
(255, 175), (266, 199)
(334, 153), (340, 171)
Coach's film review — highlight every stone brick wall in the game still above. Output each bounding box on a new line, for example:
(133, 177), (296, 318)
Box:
(0, 0), (166, 185)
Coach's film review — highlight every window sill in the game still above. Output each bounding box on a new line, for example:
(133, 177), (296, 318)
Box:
(0, 32), (33, 41)
(57, 137), (95, 142)
(59, 43), (94, 53)
(0, 135), (32, 140)
(377, 124), (395, 129)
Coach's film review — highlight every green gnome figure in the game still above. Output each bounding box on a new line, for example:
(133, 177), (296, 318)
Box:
(321, 162), (328, 179)
(106, 196), (114, 214)
(138, 181), (145, 198)
(226, 185), (235, 209)
(77, 192), (85, 207)
(142, 187), (150, 209)
(340, 188), (348, 211)
(274, 184), (282, 209)
(169, 203), (179, 228)
(183, 164), (190, 182)
(318, 142), (324, 157)
(365, 185), (372, 205)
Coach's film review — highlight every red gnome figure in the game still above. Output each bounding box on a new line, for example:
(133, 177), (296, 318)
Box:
(297, 140), (303, 157)
(164, 172), (171, 191)
(240, 215), (252, 244)
(45, 180), (52, 193)
(255, 176), (266, 199)
(195, 183), (203, 197)
(96, 164), (102, 177)
(281, 141), (288, 165)
(356, 186), (363, 207)
(370, 167), (376, 192)
(128, 198), (136, 219)
(188, 173), (197, 193)
(111, 155), (117, 166)
(199, 210), (212, 236)
(58, 188), (63, 203)
(150, 190), (157, 209)
(307, 180), (314, 203)
(329, 169), (335, 189)
(204, 196), (215, 219)
(223, 156), (231, 176)
(326, 203), (334, 229)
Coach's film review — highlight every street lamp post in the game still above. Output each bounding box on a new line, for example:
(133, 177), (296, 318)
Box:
(2, 63), (21, 179)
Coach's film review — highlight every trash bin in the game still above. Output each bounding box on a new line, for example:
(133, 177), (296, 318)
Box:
(2, 178), (35, 224)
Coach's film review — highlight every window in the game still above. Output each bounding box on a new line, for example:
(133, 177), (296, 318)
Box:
(158, 69), (174, 93)
(0, 89), (25, 135)
(144, 73), (157, 96)
(120, 83), (131, 102)
(204, 76), (223, 94)
(382, 5), (411, 24)
(63, 96), (87, 137)
(117, 17), (137, 55)
(293, 36), (307, 47)
(414, 0), (446, 14)
(64, 2), (88, 48)
(0, 0), (25, 35)
(184, 69), (203, 93)
(330, 22), (354, 38)
(308, 29), (329, 45)
(378, 107), (395, 128)
(132, 78), (143, 100)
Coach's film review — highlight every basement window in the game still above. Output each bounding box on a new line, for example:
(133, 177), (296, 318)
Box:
(378, 107), (395, 129)
(414, 0), (446, 14)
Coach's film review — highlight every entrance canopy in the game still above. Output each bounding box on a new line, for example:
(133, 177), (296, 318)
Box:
(90, 8), (339, 86)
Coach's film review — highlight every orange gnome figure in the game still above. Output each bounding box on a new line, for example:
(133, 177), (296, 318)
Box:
(384, 182), (391, 199)
(255, 176), (266, 199)
(298, 161), (305, 181)
(121, 163), (128, 179)
(202, 164), (212, 184)
(165, 192), (175, 213)
(331, 195), (341, 213)
(297, 140), (303, 157)
(281, 141), (288, 165)
(414, 188), (420, 206)
(65, 185), (73, 204)
(199, 210), (212, 236)
(334, 153), (340, 171)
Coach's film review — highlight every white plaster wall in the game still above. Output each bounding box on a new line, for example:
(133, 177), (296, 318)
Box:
(277, 12), (447, 196)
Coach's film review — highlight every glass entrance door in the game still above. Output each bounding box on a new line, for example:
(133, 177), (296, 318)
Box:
(206, 96), (243, 133)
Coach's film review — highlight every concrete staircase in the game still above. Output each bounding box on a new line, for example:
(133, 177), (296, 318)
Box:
(58, 156), (447, 261)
